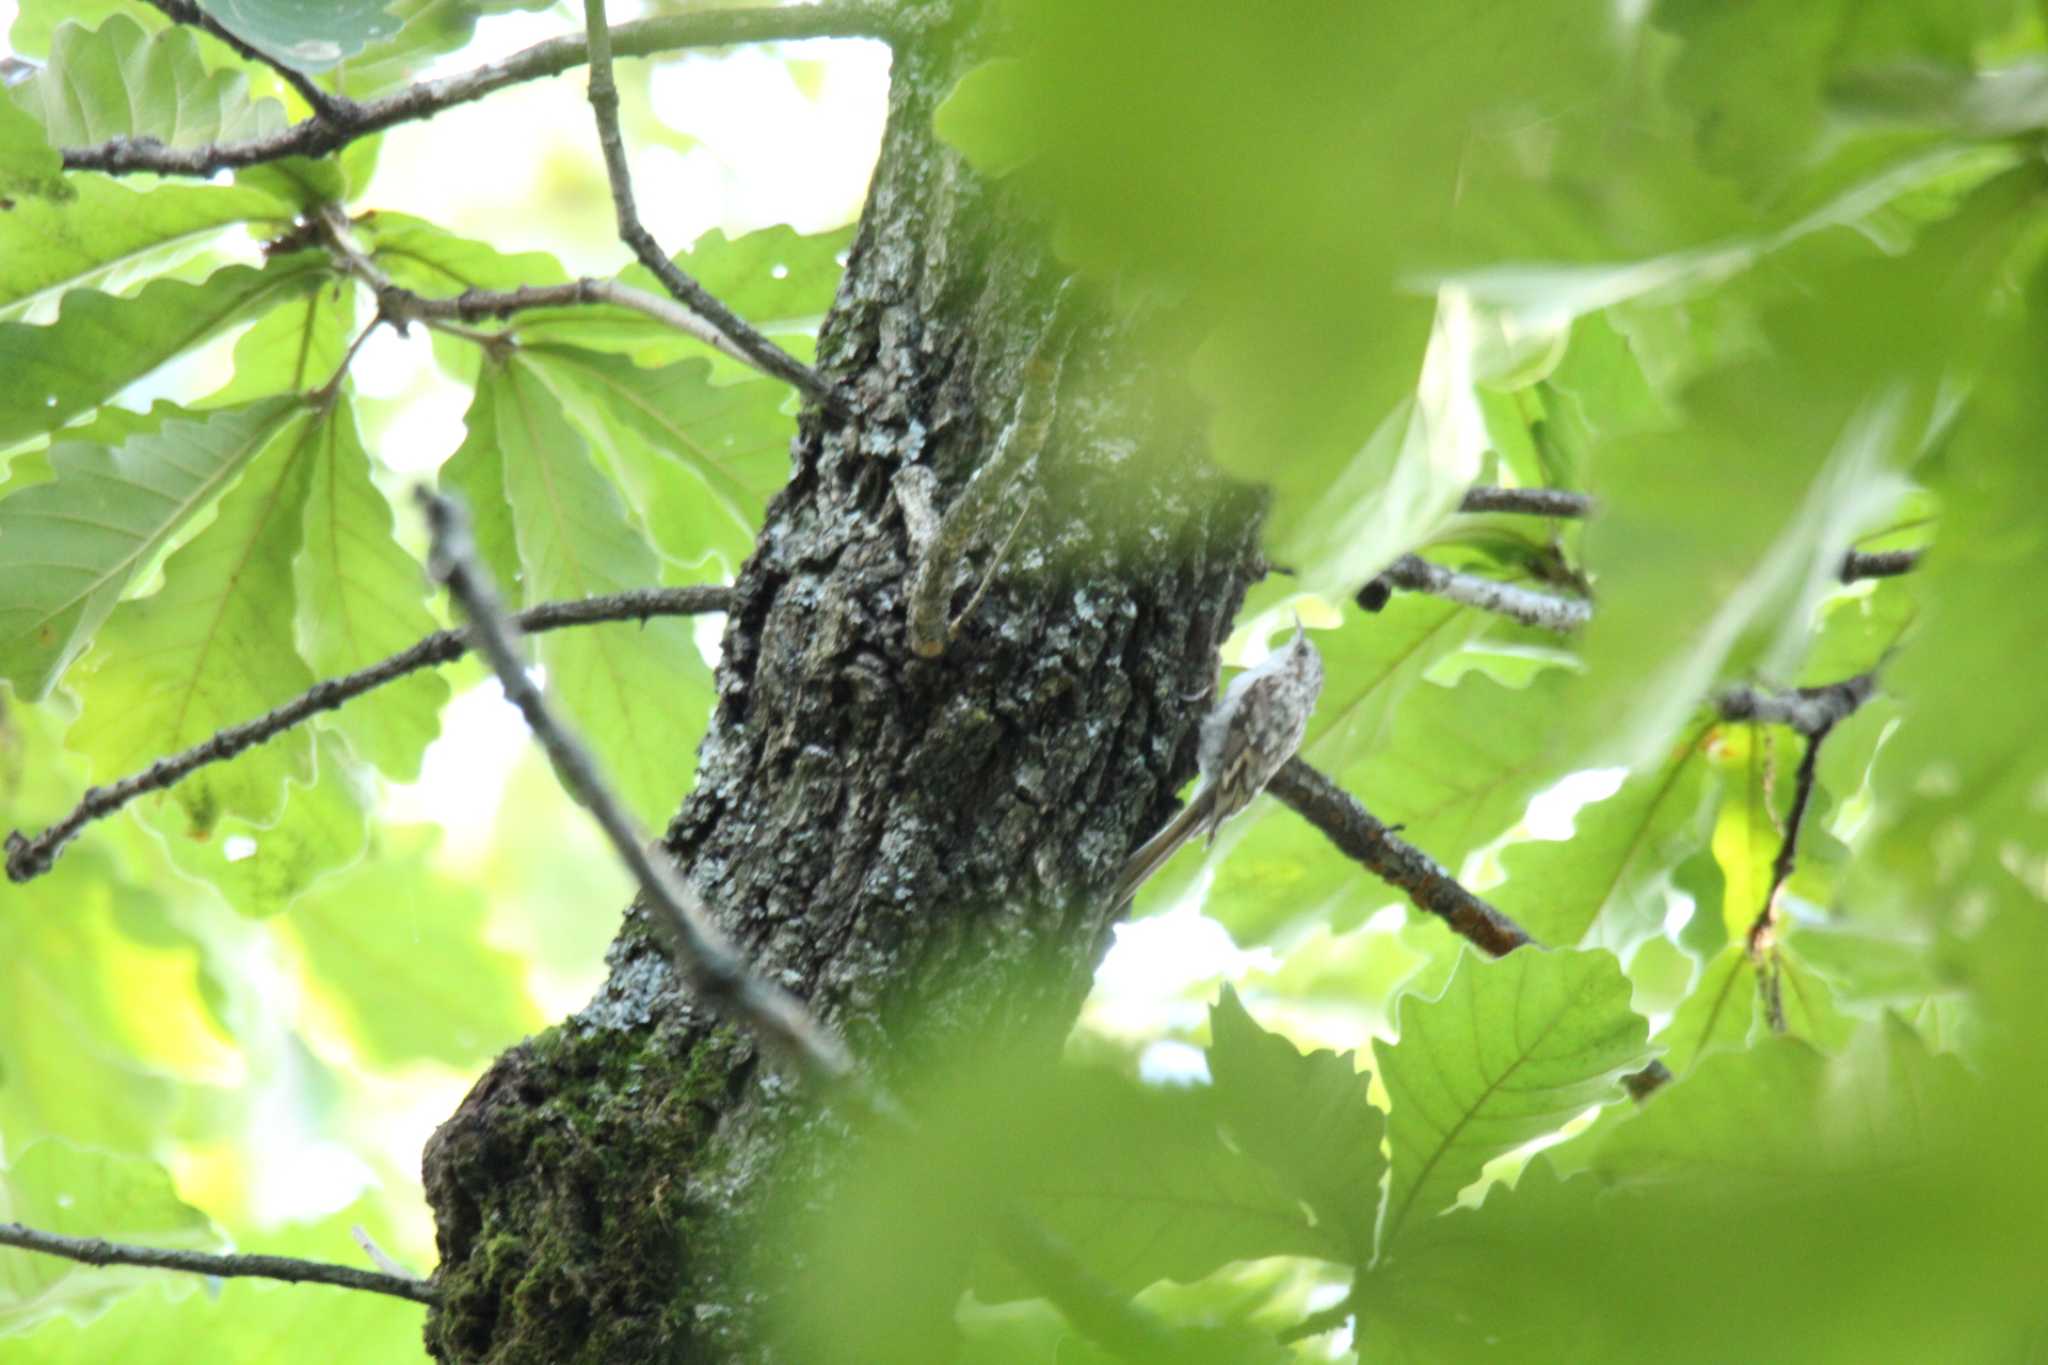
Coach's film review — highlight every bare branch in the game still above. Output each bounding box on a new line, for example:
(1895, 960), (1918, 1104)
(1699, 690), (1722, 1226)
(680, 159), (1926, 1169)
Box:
(0, 1221), (436, 1305)
(4, 587), (731, 884)
(1366, 554), (1593, 633)
(313, 206), (763, 373)
(1267, 757), (1532, 956)
(1747, 721), (1835, 1032)
(1716, 672), (1876, 738)
(1457, 485), (1594, 518)
(580, 0), (832, 406)
(144, 0), (354, 123)
(1839, 547), (1922, 581)
(1265, 757), (1672, 1099)
(62, 5), (899, 177)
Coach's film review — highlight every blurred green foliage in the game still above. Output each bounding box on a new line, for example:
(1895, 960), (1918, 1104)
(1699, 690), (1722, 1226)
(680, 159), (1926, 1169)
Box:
(3, 0), (2047, 1360)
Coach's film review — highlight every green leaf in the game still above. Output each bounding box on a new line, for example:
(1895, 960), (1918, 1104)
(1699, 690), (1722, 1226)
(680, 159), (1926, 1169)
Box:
(0, 177), (292, 321)
(70, 402), (323, 830)
(195, 0), (402, 72)
(0, 847), (185, 1153)
(0, 252), (331, 448)
(975, 1074), (1334, 1301)
(1595, 1019), (1970, 1189)
(295, 399), (446, 780)
(477, 354), (715, 828)
(1706, 724), (1784, 945)
(0, 396), (301, 699)
(357, 209), (569, 296)
(933, 59), (1039, 178)
(147, 732), (369, 917)
(0, 1141), (218, 1335)
(11, 15), (286, 150)
(207, 269), (356, 404)
(520, 343), (791, 569)
(1576, 162), (2046, 768)
(1378, 946), (1650, 1247)
(1654, 942), (1755, 1078)
(287, 825), (540, 1066)
(1339, 666), (1576, 877)
(0, 92), (70, 202)
(1206, 986), (1384, 1261)
(1493, 721), (1716, 948)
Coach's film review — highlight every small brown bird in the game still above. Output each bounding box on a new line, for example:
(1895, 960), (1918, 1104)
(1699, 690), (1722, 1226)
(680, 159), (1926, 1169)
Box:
(1112, 620), (1324, 907)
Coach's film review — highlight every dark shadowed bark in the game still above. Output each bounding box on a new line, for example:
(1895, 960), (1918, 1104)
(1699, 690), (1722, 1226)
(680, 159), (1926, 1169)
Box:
(420, 7), (1267, 1360)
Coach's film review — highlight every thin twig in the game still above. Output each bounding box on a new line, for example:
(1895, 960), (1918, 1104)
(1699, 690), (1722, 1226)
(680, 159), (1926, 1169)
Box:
(580, 0), (831, 405)
(1457, 486), (1594, 518)
(1265, 756), (1673, 1099)
(4, 587), (732, 884)
(1266, 758), (1533, 957)
(1839, 547), (1922, 581)
(314, 207), (761, 372)
(1716, 672), (1876, 737)
(1747, 721), (1834, 1032)
(143, 0), (354, 124)
(63, 5), (900, 176)
(1363, 554), (1593, 634)
(0, 1221), (436, 1305)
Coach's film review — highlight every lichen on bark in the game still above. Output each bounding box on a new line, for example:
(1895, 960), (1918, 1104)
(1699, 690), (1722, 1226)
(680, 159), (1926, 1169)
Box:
(421, 7), (1270, 1361)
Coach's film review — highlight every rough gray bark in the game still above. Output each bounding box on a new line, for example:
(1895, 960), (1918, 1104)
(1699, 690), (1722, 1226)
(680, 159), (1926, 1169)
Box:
(420, 8), (1268, 1361)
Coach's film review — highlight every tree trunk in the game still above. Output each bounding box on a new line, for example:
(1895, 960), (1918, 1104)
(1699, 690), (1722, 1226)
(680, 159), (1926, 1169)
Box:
(420, 7), (1267, 1360)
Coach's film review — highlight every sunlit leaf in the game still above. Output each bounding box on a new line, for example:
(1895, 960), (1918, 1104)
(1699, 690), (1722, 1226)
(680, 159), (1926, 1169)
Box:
(147, 732), (369, 917)
(520, 343), (791, 570)
(0, 1141), (218, 1336)
(1494, 721), (1715, 949)
(1207, 986), (1383, 1261)
(295, 399), (446, 780)
(288, 825), (540, 1066)
(12, 15), (286, 150)
(70, 402), (323, 831)
(1378, 947), (1649, 1247)
(0, 176), (291, 321)
(0, 253), (331, 448)
(468, 354), (714, 828)
(0, 397), (301, 700)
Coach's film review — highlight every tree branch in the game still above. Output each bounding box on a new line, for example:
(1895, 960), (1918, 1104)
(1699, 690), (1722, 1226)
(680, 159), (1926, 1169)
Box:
(0, 1221), (436, 1305)
(580, 0), (832, 406)
(1716, 672), (1876, 737)
(1747, 721), (1835, 1032)
(1364, 554), (1593, 634)
(1266, 758), (1533, 956)
(313, 206), (760, 374)
(1457, 485), (1594, 518)
(1265, 756), (1673, 1098)
(4, 587), (732, 884)
(1839, 547), (1922, 581)
(61, 4), (899, 176)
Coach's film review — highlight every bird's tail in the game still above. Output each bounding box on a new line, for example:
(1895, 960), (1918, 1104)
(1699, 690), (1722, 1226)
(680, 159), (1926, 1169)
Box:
(1110, 785), (1217, 910)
